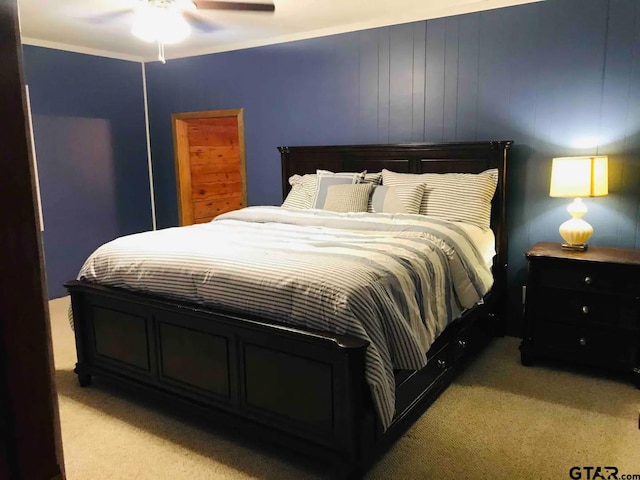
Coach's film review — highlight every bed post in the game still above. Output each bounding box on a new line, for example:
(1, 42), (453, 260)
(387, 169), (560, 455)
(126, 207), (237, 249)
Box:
(490, 140), (511, 336)
(279, 145), (291, 201)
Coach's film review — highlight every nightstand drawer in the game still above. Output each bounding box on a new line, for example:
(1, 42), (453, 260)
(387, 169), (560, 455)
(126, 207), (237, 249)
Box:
(537, 262), (640, 296)
(536, 288), (640, 331)
(536, 322), (640, 368)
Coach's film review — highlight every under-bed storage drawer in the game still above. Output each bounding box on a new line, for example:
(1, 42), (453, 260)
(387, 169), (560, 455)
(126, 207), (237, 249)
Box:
(451, 314), (495, 363)
(394, 344), (449, 419)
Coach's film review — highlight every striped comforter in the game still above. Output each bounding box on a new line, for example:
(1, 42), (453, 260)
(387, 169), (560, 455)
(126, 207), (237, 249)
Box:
(75, 206), (494, 430)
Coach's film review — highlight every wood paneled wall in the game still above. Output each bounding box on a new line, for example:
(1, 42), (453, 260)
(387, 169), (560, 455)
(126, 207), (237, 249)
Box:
(22, 46), (150, 299)
(145, 0), (640, 335)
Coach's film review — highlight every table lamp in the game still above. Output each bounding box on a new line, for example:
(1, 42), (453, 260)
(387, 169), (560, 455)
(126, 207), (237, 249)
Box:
(549, 155), (608, 251)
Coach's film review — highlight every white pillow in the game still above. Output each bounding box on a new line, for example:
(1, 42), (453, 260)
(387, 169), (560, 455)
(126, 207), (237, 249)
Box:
(323, 184), (374, 212)
(316, 169), (367, 182)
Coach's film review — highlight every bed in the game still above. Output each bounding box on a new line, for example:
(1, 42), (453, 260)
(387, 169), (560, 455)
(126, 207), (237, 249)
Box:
(66, 140), (512, 478)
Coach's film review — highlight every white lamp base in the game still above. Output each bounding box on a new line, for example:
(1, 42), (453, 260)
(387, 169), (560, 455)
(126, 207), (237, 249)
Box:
(560, 241), (589, 252)
(558, 198), (593, 251)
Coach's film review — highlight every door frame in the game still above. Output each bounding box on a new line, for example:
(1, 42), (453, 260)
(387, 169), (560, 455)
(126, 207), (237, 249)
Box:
(172, 108), (247, 226)
(1, 1), (65, 478)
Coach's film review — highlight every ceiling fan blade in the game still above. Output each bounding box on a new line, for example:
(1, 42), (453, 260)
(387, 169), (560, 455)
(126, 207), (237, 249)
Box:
(83, 8), (134, 24)
(183, 10), (221, 33)
(194, 1), (275, 12)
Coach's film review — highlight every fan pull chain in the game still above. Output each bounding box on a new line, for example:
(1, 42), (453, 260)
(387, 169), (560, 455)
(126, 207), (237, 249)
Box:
(158, 41), (166, 64)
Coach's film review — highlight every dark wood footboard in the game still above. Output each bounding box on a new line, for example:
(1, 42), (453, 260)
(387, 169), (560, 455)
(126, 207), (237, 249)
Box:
(67, 279), (373, 471)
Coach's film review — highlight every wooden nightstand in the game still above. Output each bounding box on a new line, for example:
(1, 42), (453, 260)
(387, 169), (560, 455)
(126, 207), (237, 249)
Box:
(520, 242), (640, 387)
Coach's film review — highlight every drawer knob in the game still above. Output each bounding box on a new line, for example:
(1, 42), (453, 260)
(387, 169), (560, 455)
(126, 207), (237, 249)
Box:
(458, 339), (467, 348)
(437, 359), (447, 369)
(584, 276), (593, 285)
(578, 337), (587, 346)
(582, 305), (589, 314)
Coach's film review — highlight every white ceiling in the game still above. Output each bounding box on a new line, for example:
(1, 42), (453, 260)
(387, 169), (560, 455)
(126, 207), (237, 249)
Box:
(18, 0), (543, 62)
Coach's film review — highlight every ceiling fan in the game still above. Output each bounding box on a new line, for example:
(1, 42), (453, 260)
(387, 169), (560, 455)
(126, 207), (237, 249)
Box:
(93, 0), (276, 63)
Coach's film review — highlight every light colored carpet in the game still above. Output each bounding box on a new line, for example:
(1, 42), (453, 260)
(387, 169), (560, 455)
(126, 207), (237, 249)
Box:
(49, 296), (640, 480)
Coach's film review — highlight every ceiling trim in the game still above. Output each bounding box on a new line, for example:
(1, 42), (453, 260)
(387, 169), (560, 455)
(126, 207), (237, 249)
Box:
(152, 0), (543, 62)
(21, 37), (144, 62)
(144, 0), (544, 62)
(21, 0), (543, 64)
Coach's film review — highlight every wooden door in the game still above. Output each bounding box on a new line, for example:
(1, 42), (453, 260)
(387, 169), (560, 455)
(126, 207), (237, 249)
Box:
(172, 109), (247, 225)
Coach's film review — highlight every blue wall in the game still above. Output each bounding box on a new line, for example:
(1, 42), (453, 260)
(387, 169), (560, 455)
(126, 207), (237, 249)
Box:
(145, 0), (640, 335)
(22, 46), (151, 299)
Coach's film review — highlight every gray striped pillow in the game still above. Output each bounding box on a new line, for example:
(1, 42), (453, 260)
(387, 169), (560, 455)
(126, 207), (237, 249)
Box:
(282, 170), (370, 210)
(363, 172), (382, 185)
(369, 184), (424, 214)
(381, 168), (498, 228)
(381, 169), (431, 213)
(282, 174), (317, 209)
(421, 169), (498, 229)
(312, 171), (366, 209)
(323, 184), (374, 212)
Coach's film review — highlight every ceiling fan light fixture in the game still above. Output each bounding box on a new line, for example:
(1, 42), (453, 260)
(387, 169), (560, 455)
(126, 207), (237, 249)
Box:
(131, 3), (191, 44)
(174, 0), (197, 11)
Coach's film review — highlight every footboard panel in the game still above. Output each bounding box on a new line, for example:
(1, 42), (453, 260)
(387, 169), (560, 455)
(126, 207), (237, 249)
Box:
(67, 280), (369, 466)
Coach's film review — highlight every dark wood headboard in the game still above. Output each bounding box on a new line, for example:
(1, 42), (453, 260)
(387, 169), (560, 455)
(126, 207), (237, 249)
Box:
(278, 141), (513, 314)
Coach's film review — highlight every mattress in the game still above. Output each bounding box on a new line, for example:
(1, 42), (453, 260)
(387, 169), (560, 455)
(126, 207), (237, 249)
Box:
(74, 206), (494, 429)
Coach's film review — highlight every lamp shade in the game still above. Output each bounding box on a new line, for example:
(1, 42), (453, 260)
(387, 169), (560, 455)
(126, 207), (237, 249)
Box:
(549, 156), (608, 198)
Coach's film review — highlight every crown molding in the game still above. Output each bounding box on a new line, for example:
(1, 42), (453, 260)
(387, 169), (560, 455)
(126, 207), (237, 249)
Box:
(21, 37), (144, 62)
